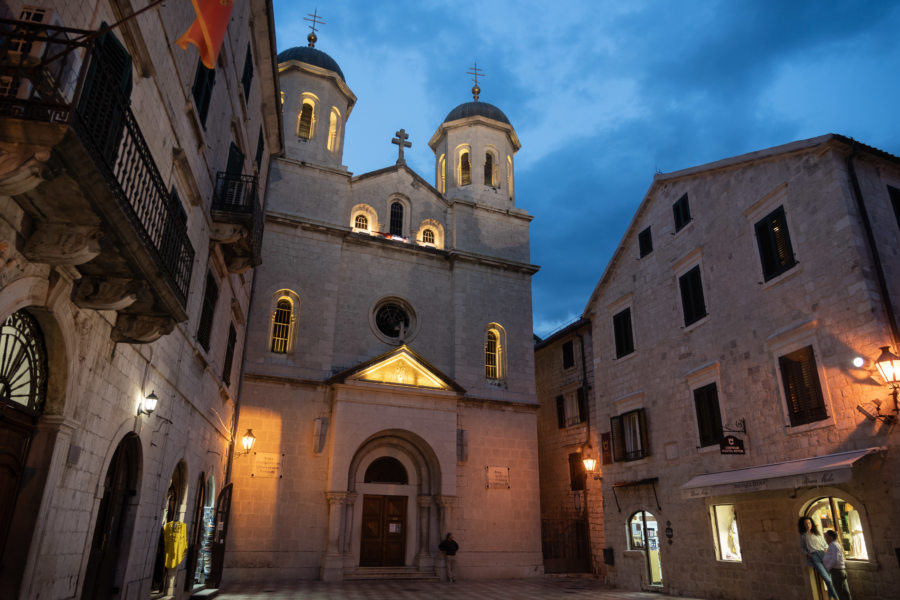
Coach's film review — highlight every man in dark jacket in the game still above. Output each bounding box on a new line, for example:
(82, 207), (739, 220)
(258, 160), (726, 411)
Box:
(438, 533), (459, 582)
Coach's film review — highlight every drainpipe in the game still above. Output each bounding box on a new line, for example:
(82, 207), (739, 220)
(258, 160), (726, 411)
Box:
(846, 143), (900, 347)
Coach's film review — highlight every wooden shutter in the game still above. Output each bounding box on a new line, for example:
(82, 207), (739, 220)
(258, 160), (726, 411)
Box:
(679, 266), (706, 326)
(636, 409), (649, 459)
(693, 383), (723, 447)
(577, 388), (587, 424)
(779, 346), (826, 426)
(610, 415), (625, 461)
(556, 396), (566, 429)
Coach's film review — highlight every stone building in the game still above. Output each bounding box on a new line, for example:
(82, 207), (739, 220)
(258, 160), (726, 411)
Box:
(533, 319), (606, 576)
(584, 134), (900, 600)
(225, 36), (544, 583)
(0, 1), (279, 597)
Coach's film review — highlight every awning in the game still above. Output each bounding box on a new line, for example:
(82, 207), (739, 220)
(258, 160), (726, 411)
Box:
(681, 447), (885, 498)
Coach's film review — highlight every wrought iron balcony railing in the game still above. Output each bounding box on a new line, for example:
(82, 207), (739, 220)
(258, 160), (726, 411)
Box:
(0, 18), (194, 306)
(212, 171), (263, 269)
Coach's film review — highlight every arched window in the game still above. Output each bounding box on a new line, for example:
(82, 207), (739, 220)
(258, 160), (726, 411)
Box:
(805, 496), (868, 560)
(271, 299), (293, 353)
(459, 150), (471, 186)
(438, 154), (446, 194)
(297, 101), (315, 139)
(0, 310), (48, 412)
(484, 151), (496, 187)
(485, 330), (499, 379)
(389, 202), (403, 237)
(364, 457), (408, 484)
(507, 155), (514, 200)
(327, 107), (341, 152)
(354, 214), (369, 230)
(422, 229), (435, 244)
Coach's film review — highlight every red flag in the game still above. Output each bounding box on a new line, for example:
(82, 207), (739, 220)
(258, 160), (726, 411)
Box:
(176, 0), (235, 69)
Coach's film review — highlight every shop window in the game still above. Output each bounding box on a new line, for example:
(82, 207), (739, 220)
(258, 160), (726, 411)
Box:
(389, 202), (403, 237)
(779, 345), (827, 426)
(568, 453), (586, 491)
(556, 389), (587, 428)
(710, 504), (742, 562)
(196, 271), (219, 351)
(673, 193), (691, 232)
(628, 511), (663, 586)
(610, 408), (648, 461)
(678, 265), (707, 326)
(613, 308), (634, 358)
(192, 59), (215, 127)
(755, 205), (796, 281)
(562, 340), (574, 369)
(806, 496), (867, 560)
(693, 382), (723, 447)
(888, 185), (900, 231)
(638, 226), (653, 257)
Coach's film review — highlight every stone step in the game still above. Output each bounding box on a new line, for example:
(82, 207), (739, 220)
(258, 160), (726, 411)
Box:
(344, 567), (440, 581)
(189, 588), (219, 599)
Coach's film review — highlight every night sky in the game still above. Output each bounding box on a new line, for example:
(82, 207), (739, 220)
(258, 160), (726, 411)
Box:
(271, 0), (900, 337)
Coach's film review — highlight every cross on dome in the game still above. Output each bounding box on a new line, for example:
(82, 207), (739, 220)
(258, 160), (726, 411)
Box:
(467, 60), (485, 101)
(304, 8), (325, 47)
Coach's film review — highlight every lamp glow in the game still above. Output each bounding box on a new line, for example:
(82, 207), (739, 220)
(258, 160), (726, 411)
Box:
(139, 390), (159, 416)
(852, 356), (865, 368)
(240, 429), (257, 454)
(875, 346), (900, 387)
(582, 456), (598, 473)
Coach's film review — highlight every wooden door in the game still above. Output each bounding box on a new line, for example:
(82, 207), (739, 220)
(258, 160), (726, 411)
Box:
(0, 406), (35, 563)
(360, 495), (406, 567)
(208, 483), (232, 588)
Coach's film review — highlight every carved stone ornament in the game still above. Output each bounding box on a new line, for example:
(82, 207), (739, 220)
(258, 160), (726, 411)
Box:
(210, 223), (245, 244)
(72, 277), (144, 311)
(0, 238), (43, 289)
(111, 314), (176, 344)
(0, 141), (52, 196)
(23, 223), (102, 266)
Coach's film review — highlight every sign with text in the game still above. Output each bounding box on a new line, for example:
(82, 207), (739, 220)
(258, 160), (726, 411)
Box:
(719, 435), (745, 455)
(251, 452), (283, 478)
(485, 466), (510, 489)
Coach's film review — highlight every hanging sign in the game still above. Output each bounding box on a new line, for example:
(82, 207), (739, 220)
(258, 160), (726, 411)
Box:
(720, 435), (745, 455)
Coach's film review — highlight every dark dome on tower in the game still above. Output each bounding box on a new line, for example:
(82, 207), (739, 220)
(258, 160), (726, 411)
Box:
(443, 101), (511, 126)
(277, 46), (345, 82)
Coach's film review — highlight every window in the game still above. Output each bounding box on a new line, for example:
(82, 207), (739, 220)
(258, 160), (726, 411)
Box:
(438, 154), (446, 194)
(779, 345), (827, 426)
(693, 382), (723, 447)
(354, 214), (369, 230)
(610, 408), (648, 461)
(297, 100), (315, 139)
(222, 323), (236, 385)
(673, 193), (691, 232)
(240, 43), (253, 100)
(485, 330), (499, 379)
(710, 504), (742, 562)
(679, 265), (707, 326)
(192, 59), (215, 127)
(271, 298), (292, 353)
(484, 151), (496, 186)
(459, 150), (471, 185)
(888, 186), (900, 231)
(196, 271), (219, 351)
(422, 229), (435, 244)
(226, 141), (244, 177)
(0, 310), (48, 413)
(507, 155), (514, 199)
(805, 496), (867, 561)
(568, 453), (586, 491)
(613, 308), (634, 358)
(327, 107), (341, 153)
(364, 457), (408, 484)
(562, 340), (574, 369)
(638, 227), (652, 257)
(556, 389), (587, 428)
(389, 202), (403, 236)
(755, 206), (796, 280)
(254, 128), (264, 169)
(375, 302), (410, 339)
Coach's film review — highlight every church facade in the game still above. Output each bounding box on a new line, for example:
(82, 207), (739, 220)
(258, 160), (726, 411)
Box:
(225, 39), (544, 582)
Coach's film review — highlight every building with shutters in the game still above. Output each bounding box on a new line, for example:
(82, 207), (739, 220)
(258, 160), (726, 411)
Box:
(583, 134), (900, 600)
(0, 1), (280, 597)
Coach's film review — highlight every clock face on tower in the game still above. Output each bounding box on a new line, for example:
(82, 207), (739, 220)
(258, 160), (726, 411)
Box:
(0, 310), (48, 413)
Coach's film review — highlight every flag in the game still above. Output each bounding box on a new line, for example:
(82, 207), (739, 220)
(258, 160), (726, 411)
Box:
(176, 0), (235, 69)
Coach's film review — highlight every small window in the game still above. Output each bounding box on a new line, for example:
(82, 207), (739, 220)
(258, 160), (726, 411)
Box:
(327, 107), (341, 153)
(610, 408), (648, 461)
(805, 496), (867, 561)
(240, 43), (253, 100)
(438, 155), (446, 194)
(485, 330), (499, 379)
(222, 323), (237, 385)
(507, 155), (514, 199)
(779, 345), (827, 426)
(888, 186), (900, 231)
(555, 389), (587, 428)
(755, 206), (796, 281)
(422, 229), (435, 244)
(196, 271), (219, 351)
(271, 299), (292, 353)
(638, 227), (652, 257)
(389, 202), (403, 236)
(568, 453), (586, 491)
(297, 101), (314, 139)
(710, 504), (742, 562)
(375, 302), (410, 339)
(254, 127), (264, 169)
(484, 152), (496, 186)
(673, 193), (691, 232)
(192, 60), (215, 127)
(679, 265), (707, 326)
(693, 382), (723, 447)
(613, 308), (634, 358)
(354, 214), (369, 230)
(460, 151), (471, 185)
(562, 340), (574, 369)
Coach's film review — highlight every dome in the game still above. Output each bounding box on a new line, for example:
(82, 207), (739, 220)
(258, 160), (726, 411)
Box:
(443, 101), (511, 126)
(277, 46), (345, 82)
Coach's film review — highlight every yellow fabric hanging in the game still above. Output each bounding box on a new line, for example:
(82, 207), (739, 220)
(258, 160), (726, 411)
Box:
(163, 521), (188, 569)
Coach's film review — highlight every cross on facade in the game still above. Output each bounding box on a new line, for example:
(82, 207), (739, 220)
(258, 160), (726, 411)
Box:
(392, 129), (412, 165)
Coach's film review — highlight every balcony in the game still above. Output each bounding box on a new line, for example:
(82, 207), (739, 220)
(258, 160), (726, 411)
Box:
(0, 18), (194, 343)
(210, 171), (263, 273)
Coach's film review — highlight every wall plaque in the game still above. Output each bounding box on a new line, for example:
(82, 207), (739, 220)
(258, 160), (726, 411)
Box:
(485, 466), (510, 489)
(251, 452), (283, 478)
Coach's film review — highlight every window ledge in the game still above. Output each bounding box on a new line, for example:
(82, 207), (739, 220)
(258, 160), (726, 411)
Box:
(682, 313), (710, 334)
(760, 263), (802, 291)
(846, 560), (878, 572)
(784, 417), (834, 435)
(673, 220), (695, 238)
(697, 444), (719, 454)
(714, 559), (745, 567)
(614, 350), (638, 364)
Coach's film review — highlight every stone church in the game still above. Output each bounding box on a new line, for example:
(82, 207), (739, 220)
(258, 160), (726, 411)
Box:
(225, 34), (544, 582)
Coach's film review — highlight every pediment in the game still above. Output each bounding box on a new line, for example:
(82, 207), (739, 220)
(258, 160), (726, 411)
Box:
(330, 345), (464, 392)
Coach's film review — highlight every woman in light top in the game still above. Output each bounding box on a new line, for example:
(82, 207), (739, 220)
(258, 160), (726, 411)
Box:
(798, 516), (840, 600)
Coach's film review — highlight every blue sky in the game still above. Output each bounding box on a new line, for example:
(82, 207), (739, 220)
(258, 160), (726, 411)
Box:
(271, 0), (900, 337)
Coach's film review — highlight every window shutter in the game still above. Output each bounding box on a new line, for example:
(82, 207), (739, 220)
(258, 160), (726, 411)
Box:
(610, 415), (625, 461)
(556, 395), (566, 429)
(577, 388), (587, 424)
(693, 383), (723, 447)
(636, 409), (649, 459)
(679, 266), (706, 325)
(780, 346), (826, 426)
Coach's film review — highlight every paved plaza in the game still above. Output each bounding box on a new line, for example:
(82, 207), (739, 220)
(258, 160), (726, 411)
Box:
(216, 578), (708, 600)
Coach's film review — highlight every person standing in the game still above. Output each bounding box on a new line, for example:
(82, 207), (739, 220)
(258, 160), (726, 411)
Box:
(798, 517), (840, 600)
(823, 530), (852, 600)
(438, 532), (459, 582)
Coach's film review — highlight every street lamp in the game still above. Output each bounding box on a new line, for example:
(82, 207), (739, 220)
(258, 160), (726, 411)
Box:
(874, 346), (900, 414)
(138, 390), (158, 416)
(236, 429), (257, 456)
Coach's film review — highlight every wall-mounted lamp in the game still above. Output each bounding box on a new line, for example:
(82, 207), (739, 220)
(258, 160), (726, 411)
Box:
(235, 429), (256, 457)
(582, 446), (601, 480)
(138, 390), (159, 416)
(874, 345), (900, 414)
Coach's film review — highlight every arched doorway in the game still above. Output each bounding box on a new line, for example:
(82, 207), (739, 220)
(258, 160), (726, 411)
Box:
(360, 457), (409, 566)
(81, 434), (142, 599)
(186, 474), (216, 590)
(628, 510), (662, 587)
(801, 495), (869, 600)
(152, 461), (188, 595)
